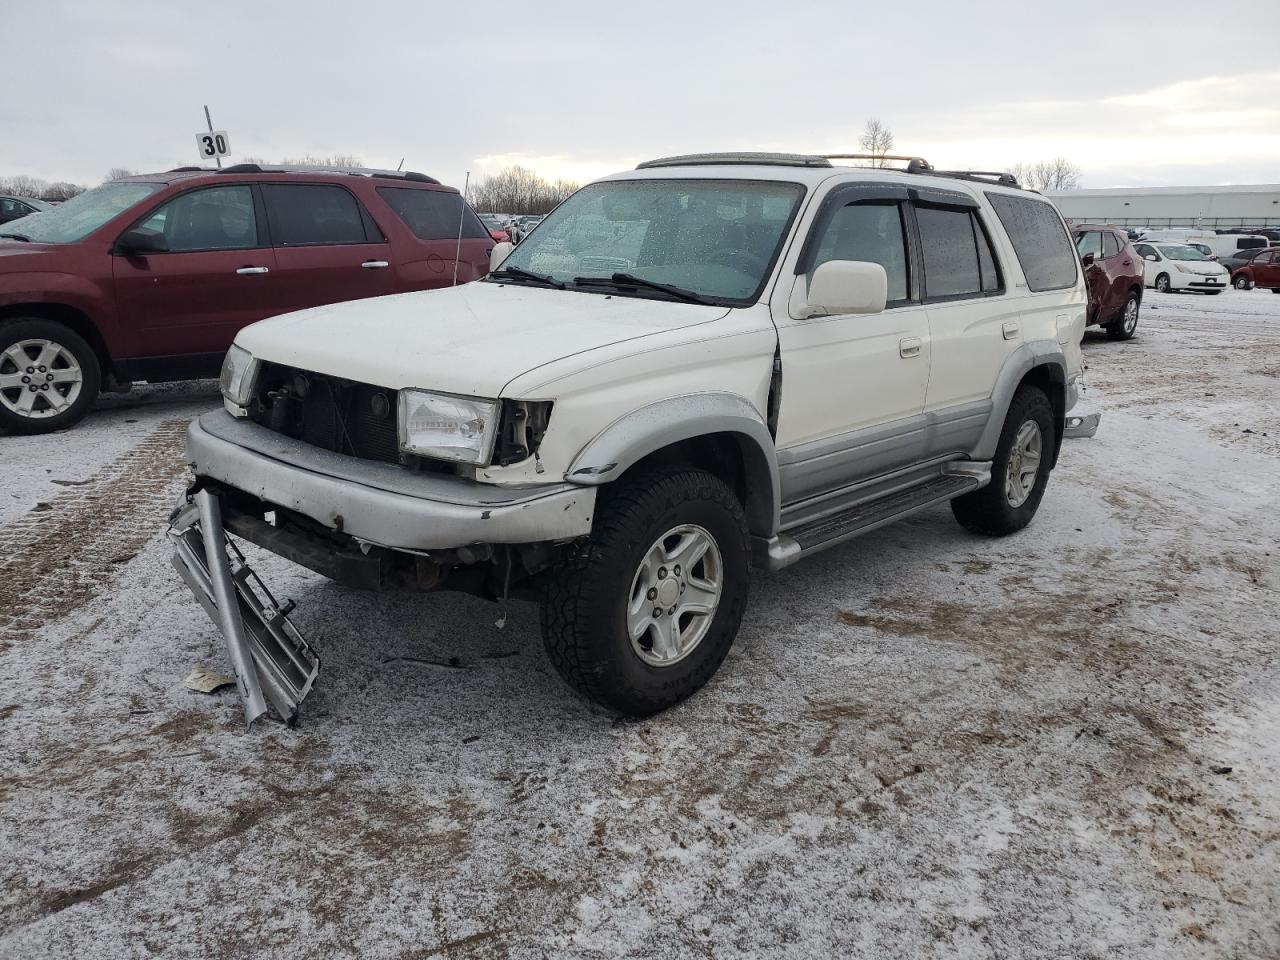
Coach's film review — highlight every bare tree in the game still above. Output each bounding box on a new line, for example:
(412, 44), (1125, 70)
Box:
(859, 119), (896, 167)
(1012, 157), (1082, 191)
(470, 166), (580, 215)
(44, 181), (86, 201)
(278, 153), (364, 170)
(104, 167), (137, 181)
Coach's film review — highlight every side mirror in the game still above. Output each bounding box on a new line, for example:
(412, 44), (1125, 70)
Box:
(804, 260), (888, 317)
(489, 229), (510, 244)
(1081, 252), (1096, 266)
(1144, 254), (1158, 262)
(116, 228), (168, 255)
(489, 241), (514, 274)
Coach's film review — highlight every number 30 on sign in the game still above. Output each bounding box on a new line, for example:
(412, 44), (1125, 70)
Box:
(196, 131), (231, 159)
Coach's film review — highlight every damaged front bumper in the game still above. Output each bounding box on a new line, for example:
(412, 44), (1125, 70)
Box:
(170, 490), (319, 727)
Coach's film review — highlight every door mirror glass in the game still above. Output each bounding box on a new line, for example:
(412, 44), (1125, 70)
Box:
(804, 260), (888, 316)
(116, 228), (169, 254)
(489, 241), (514, 274)
(1144, 254), (1158, 262)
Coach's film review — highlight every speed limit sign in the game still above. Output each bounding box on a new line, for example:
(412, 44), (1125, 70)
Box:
(195, 130), (231, 160)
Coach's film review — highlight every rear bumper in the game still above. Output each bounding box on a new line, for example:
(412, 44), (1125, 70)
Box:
(186, 411), (596, 550)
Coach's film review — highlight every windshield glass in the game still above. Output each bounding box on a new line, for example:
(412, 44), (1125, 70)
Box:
(0, 182), (163, 244)
(1158, 244), (1209, 261)
(495, 178), (805, 304)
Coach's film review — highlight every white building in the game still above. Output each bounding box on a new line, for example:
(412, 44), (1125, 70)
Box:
(1045, 184), (1280, 230)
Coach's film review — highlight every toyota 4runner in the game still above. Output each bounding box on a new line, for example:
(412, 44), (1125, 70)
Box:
(171, 152), (1092, 723)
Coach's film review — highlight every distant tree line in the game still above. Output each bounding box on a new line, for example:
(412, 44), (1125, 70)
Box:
(469, 166), (580, 215)
(0, 174), (87, 201)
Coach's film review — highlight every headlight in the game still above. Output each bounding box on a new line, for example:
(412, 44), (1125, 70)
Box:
(219, 344), (259, 410)
(398, 390), (499, 464)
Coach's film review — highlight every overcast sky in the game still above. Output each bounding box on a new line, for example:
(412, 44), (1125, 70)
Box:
(4, 0), (1278, 192)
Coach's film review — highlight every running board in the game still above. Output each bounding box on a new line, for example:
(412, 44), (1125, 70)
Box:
(170, 490), (319, 727)
(760, 472), (983, 571)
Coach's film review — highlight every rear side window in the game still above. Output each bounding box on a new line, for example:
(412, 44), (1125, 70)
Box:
(262, 184), (374, 246)
(1102, 232), (1121, 258)
(915, 205), (1002, 299)
(1238, 237), (1266, 251)
(986, 193), (1078, 292)
(377, 187), (489, 241)
(810, 202), (910, 303)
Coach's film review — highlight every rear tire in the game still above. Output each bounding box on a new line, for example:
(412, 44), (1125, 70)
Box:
(1155, 274), (1171, 293)
(1233, 275), (1252, 290)
(1105, 292), (1140, 340)
(540, 468), (750, 716)
(951, 385), (1054, 537)
(0, 318), (101, 435)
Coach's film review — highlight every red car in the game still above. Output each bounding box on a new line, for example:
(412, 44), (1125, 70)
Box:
(1072, 224), (1144, 340)
(0, 166), (496, 433)
(1226, 246), (1280, 292)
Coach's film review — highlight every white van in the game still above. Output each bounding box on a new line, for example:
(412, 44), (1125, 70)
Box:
(1206, 234), (1270, 259)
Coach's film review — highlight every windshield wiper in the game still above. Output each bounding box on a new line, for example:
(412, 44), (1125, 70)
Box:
(573, 272), (715, 306)
(490, 265), (565, 289)
(0, 232), (31, 242)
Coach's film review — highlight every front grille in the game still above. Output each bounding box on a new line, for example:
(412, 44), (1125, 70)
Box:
(251, 363), (402, 465)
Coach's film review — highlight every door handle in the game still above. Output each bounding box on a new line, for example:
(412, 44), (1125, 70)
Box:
(235, 266), (269, 275)
(361, 260), (390, 269)
(899, 337), (922, 358)
(1002, 321), (1020, 340)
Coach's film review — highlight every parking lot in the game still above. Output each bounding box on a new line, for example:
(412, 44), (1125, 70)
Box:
(2, 290), (1278, 958)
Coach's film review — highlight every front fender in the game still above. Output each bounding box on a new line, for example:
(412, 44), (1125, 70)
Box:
(568, 392), (781, 537)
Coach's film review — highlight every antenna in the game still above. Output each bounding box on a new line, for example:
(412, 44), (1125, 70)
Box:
(452, 171), (470, 286)
(396, 157), (404, 172)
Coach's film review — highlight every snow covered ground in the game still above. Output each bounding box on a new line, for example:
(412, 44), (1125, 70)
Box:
(1, 289), (1278, 959)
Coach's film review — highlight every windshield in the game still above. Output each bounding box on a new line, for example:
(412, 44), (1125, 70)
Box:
(0, 181), (163, 244)
(494, 178), (806, 304)
(1158, 244), (1209, 261)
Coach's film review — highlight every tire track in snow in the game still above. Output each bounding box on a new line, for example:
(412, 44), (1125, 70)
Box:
(0, 420), (190, 644)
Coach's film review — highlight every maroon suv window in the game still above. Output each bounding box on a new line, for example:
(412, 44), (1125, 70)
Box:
(1102, 232), (1120, 258)
(377, 187), (489, 241)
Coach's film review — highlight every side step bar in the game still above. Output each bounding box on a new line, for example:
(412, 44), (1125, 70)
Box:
(170, 490), (319, 727)
(760, 470), (985, 571)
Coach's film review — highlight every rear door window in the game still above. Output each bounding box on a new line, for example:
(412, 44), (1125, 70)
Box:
(809, 201), (910, 303)
(986, 193), (1078, 292)
(262, 183), (376, 246)
(915, 205), (1002, 300)
(137, 185), (259, 252)
(1102, 232), (1121, 258)
(377, 187), (489, 241)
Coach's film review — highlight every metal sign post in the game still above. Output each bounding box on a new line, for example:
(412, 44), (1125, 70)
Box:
(203, 105), (222, 169)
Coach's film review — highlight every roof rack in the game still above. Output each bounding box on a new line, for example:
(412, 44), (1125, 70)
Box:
(204, 163), (440, 184)
(637, 152), (833, 169)
(634, 152), (1023, 188)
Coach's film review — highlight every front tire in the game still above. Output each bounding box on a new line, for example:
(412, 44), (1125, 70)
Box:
(540, 468), (750, 716)
(1106, 292), (1140, 340)
(1155, 273), (1172, 294)
(951, 385), (1054, 537)
(0, 318), (101, 435)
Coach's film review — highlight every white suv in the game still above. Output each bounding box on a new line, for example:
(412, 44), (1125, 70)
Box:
(177, 152), (1088, 720)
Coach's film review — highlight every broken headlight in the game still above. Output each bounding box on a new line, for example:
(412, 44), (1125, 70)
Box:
(220, 344), (260, 414)
(397, 389), (499, 464)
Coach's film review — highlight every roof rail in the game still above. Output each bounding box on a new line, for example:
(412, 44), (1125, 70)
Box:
(167, 166), (211, 173)
(929, 169), (1020, 187)
(638, 152), (833, 169)
(213, 163), (440, 184)
(820, 153), (934, 172)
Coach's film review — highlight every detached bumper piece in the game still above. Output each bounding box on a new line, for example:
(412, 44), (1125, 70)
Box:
(170, 489), (319, 727)
(1063, 412), (1101, 439)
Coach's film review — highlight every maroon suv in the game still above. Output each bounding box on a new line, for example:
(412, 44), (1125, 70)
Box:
(1072, 224), (1144, 341)
(0, 166), (495, 434)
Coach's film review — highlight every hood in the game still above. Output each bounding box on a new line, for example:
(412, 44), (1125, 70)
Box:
(1182, 262), (1228, 275)
(235, 280), (730, 398)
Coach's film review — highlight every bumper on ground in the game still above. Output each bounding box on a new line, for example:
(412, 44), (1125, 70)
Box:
(186, 411), (596, 551)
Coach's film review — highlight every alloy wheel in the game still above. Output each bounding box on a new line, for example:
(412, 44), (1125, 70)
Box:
(1122, 297), (1138, 334)
(0, 338), (84, 420)
(627, 523), (723, 666)
(1005, 420), (1043, 508)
